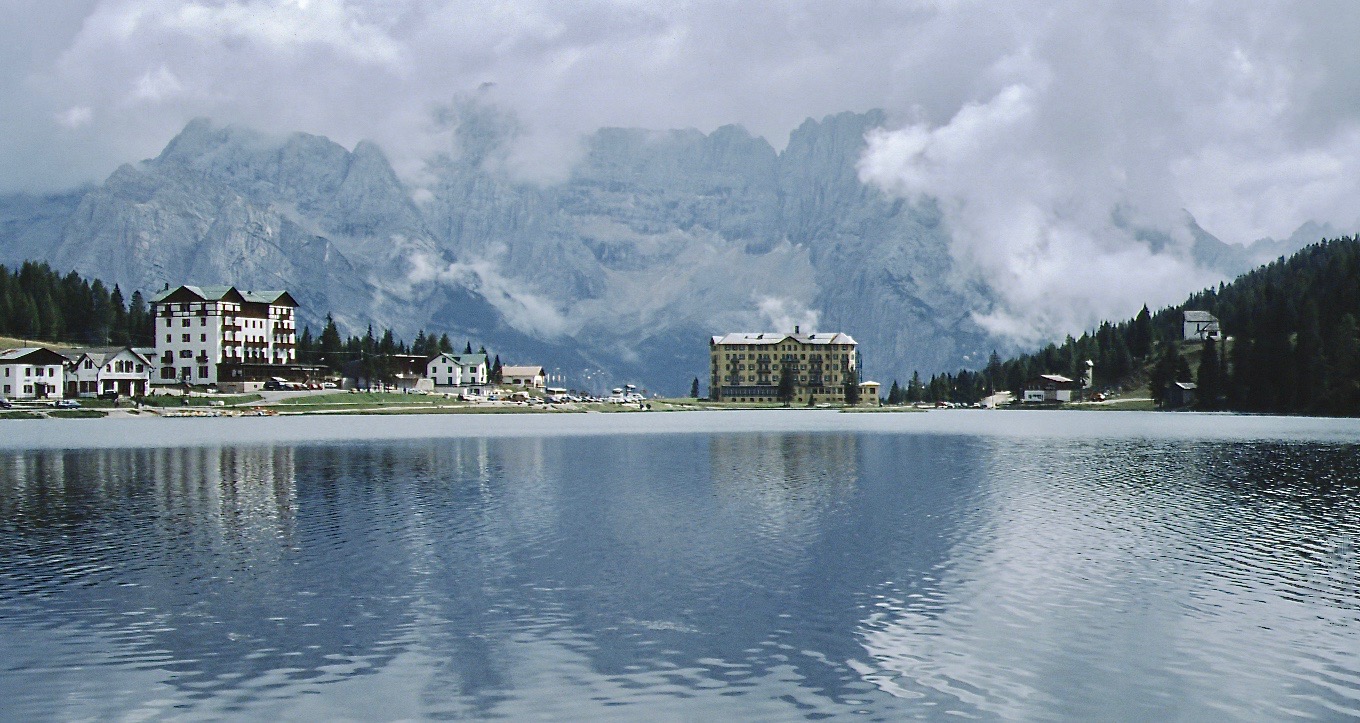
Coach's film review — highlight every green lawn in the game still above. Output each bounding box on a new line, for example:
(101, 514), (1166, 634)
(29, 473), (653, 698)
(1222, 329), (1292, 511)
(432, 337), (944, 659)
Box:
(134, 394), (264, 408)
(272, 391), (443, 407)
(50, 409), (107, 419)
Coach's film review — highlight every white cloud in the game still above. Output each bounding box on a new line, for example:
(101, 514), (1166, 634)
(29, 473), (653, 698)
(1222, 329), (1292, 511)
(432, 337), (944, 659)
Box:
(756, 297), (820, 335)
(7, 1), (1360, 344)
(132, 65), (183, 102)
(857, 0), (1360, 343)
(409, 252), (576, 338)
(55, 105), (93, 129)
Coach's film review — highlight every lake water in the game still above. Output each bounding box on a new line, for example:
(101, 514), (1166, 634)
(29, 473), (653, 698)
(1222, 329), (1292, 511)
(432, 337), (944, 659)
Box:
(1, 410), (1358, 720)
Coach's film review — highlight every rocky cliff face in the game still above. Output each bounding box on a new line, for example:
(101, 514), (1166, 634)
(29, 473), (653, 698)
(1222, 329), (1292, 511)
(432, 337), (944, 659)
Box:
(6, 111), (1270, 393)
(414, 108), (999, 389)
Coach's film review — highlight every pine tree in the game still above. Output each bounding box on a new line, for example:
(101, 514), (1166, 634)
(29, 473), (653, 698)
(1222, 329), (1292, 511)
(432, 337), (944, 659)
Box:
(778, 357), (795, 406)
(689, 377), (699, 399)
(1196, 336), (1222, 410)
(128, 290), (151, 346)
(906, 371), (923, 403)
(1130, 304), (1154, 358)
(1325, 313), (1360, 415)
(319, 315), (342, 371)
(844, 365), (861, 405)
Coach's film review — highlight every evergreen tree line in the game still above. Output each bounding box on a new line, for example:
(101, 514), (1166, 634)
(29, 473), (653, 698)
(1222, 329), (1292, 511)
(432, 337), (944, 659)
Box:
(884, 306), (1157, 406)
(0, 262), (154, 346)
(1173, 236), (1360, 415)
(296, 315), (503, 385)
(883, 236), (1360, 416)
(0, 261), (505, 386)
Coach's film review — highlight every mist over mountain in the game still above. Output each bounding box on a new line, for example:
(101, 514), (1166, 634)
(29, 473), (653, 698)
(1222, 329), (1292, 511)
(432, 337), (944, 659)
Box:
(0, 111), (1315, 393)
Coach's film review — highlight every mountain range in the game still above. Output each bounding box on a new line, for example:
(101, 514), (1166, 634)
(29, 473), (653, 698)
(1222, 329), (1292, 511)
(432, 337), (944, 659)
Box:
(0, 108), (1319, 393)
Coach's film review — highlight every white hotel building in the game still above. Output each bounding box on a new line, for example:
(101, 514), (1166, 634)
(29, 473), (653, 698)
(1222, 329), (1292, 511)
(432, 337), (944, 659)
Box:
(150, 285), (303, 388)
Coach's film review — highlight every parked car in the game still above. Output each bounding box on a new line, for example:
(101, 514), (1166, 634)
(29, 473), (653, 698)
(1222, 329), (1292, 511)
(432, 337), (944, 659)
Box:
(97, 390), (120, 401)
(263, 380), (284, 391)
(0, 398), (11, 409)
(320, 381), (338, 389)
(55, 399), (81, 409)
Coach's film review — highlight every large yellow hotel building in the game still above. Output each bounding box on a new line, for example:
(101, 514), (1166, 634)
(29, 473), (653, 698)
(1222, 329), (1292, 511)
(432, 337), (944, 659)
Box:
(709, 327), (858, 404)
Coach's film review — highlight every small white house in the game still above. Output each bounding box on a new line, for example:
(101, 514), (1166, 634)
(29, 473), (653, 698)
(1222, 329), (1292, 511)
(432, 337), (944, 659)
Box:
(0, 347), (68, 400)
(426, 352), (489, 390)
(502, 365), (546, 389)
(64, 347), (153, 398)
(1023, 373), (1078, 403)
(1183, 310), (1222, 341)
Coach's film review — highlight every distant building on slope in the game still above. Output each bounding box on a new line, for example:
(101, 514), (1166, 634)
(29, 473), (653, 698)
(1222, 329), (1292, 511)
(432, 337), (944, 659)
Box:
(1183, 310), (1222, 341)
(709, 327), (858, 404)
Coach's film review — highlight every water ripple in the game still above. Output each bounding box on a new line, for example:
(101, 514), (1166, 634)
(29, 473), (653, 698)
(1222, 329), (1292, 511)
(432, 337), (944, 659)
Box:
(0, 425), (1357, 719)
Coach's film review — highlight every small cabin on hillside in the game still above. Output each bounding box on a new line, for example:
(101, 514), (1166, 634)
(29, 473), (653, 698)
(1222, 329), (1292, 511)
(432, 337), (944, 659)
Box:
(1167, 381), (1197, 408)
(1023, 373), (1079, 403)
(1183, 311), (1221, 341)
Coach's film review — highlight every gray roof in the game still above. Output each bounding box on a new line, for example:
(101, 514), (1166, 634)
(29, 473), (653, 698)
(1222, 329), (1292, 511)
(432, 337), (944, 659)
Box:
(63, 347), (154, 367)
(430, 352), (487, 366)
(240, 290), (290, 304)
(0, 347), (71, 365)
(710, 331), (857, 346)
(149, 285), (294, 305)
(1183, 310), (1218, 322)
(149, 285), (236, 303)
(502, 365), (543, 376)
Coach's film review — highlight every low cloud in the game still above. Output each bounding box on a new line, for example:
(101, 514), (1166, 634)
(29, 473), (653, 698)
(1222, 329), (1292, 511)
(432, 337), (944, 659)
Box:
(55, 105), (93, 129)
(858, 1), (1360, 344)
(408, 251), (576, 339)
(757, 297), (820, 335)
(6, 1), (1360, 348)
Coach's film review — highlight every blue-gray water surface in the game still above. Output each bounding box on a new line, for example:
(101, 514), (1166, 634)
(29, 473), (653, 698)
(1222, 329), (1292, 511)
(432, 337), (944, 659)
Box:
(1, 410), (1358, 720)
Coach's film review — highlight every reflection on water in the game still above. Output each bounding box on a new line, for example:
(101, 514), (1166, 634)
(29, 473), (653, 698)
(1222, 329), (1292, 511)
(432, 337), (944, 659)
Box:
(0, 426), (1358, 720)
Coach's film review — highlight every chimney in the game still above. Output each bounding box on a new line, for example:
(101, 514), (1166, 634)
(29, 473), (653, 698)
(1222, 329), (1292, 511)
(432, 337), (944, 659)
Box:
(794, 324), (800, 334)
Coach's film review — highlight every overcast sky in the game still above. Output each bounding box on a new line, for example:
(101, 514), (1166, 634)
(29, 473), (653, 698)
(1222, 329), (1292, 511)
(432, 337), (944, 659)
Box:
(4, 0), (1360, 339)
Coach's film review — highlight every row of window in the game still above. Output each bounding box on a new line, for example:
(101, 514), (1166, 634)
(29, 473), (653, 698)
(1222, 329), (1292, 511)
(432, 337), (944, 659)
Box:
(717, 352), (852, 361)
(161, 316), (290, 329)
(2, 366), (57, 377)
(159, 366), (212, 380)
(77, 361), (145, 374)
(716, 344), (852, 352)
(722, 362), (847, 371)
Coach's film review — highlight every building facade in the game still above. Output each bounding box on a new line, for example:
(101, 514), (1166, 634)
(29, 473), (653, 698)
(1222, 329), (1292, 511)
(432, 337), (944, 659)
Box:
(426, 352), (489, 389)
(150, 285), (306, 388)
(0, 347), (68, 400)
(1183, 310), (1222, 341)
(709, 330), (858, 404)
(63, 347), (152, 398)
(1022, 373), (1078, 403)
(502, 365), (546, 389)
